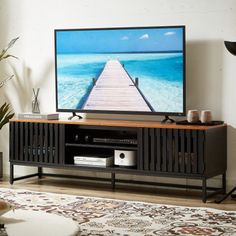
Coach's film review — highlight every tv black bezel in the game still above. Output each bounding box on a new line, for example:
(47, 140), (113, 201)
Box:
(54, 25), (186, 117)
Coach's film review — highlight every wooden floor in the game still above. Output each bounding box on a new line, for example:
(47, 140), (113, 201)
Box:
(0, 177), (236, 211)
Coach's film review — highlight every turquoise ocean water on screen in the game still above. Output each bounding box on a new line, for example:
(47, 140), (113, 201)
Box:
(57, 52), (183, 113)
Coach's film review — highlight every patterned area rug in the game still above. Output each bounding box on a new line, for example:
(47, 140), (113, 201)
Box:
(0, 188), (236, 235)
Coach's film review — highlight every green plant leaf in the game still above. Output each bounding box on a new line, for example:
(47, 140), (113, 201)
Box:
(7, 37), (20, 49)
(0, 75), (14, 89)
(0, 102), (14, 130)
(0, 54), (18, 60)
(0, 37), (18, 130)
(0, 37), (19, 62)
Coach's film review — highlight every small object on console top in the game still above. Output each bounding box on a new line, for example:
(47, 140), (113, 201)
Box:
(176, 120), (224, 126)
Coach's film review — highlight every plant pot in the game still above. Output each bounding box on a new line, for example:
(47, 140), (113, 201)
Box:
(0, 152), (3, 179)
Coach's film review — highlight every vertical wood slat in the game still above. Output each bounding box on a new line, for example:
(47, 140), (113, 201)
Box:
(59, 124), (65, 164)
(156, 129), (161, 171)
(9, 123), (15, 161)
(39, 123), (44, 163)
(19, 122), (24, 161)
(49, 124), (54, 163)
(198, 131), (205, 174)
(54, 124), (59, 164)
(186, 130), (191, 174)
(167, 129), (173, 172)
(144, 128), (149, 171)
(137, 128), (144, 170)
(192, 130), (198, 174)
(44, 123), (49, 163)
(161, 129), (167, 172)
(174, 129), (179, 173)
(180, 129), (185, 173)
(14, 122), (19, 161)
(24, 123), (29, 162)
(34, 123), (38, 162)
(29, 123), (33, 162)
(150, 129), (155, 171)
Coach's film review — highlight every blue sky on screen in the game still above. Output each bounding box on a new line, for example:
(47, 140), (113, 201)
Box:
(56, 27), (184, 53)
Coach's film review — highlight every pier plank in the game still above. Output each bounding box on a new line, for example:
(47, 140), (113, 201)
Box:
(83, 60), (152, 111)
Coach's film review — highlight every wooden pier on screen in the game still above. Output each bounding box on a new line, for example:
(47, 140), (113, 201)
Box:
(82, 59), (153, 111)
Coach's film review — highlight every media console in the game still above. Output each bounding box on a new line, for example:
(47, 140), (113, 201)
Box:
(9, 118), (227, 202)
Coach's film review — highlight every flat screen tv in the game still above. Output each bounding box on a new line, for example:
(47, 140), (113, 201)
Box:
(54, 25), (185, 119)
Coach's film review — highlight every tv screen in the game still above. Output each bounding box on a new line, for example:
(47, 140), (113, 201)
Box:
(55, 26), (185, 116)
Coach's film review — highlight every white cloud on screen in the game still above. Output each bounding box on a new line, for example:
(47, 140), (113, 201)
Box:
(139, 34), (149, 39)
(164, 32), (176, 36)
(121, 36), (129, 40)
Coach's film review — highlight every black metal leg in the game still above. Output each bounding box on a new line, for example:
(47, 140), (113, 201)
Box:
(231, 194), (236, 199)
(10, 164), (14, 185)
(222, 173), (226, 194)
(9, 163), (41, 184)
(202, 178), (207, 203)
(38, 167), (42, 179)
(111, 172), (115, 190)
(215, 186), (236, 203)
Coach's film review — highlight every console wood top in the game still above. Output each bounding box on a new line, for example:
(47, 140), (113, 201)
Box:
(10, 118), (226, 130)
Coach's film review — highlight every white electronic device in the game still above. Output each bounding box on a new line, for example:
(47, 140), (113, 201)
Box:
(74, 155), (114, 167)
(114, 150), (137, 167)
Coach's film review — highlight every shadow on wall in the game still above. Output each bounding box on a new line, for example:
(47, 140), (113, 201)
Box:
(0, 1), (12, 172)
(0, 2), (9, 47)
(0, 1), (9, 104)
(0, 1), (9, 150)
(4, 62), (52, 113)
(186, 40), (224, 119)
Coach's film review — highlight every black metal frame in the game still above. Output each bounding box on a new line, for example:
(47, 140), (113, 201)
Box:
(9, 164), (226, 203)
(215, 186), (236, 203)
(9, 121), (227, 203)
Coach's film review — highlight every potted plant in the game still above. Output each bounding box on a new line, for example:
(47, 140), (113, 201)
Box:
(0, 37), (19, 178)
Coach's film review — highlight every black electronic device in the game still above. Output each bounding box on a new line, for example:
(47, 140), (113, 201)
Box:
(54, 25), (186, 119)
(74, 134), (93, 143)
(93, 137), (137, 145)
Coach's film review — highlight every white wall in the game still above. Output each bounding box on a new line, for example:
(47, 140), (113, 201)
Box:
(1, 0), (236, 189)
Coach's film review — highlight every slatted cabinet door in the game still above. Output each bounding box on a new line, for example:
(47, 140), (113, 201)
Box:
(137, 128), (205, 175)
(10, 122), (64, 165)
